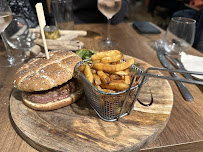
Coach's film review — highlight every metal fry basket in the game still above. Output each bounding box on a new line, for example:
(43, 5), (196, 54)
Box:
(75, 59), (203, 121)
(75, 60), (148, 121)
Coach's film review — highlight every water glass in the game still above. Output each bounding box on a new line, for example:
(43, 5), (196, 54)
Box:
(0, 0), (26, 67)
(51, 0), (74, 30)
(163, 17), (196, 55)
(4, 15), (32, 51)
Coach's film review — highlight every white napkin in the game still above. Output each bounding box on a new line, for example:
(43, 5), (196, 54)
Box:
(180, 52), (203, 80)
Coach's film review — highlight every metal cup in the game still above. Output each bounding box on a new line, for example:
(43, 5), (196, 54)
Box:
(51, 0), (74, 30)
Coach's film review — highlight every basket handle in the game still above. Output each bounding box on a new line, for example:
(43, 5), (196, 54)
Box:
(118, 67), (203, 120)
(118, 72), (151, 120)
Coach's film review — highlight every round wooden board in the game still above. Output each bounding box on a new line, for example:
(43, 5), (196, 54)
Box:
(10, 57), (173, 152)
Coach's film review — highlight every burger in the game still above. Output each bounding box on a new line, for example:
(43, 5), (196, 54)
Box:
(14, 50), (83, 110)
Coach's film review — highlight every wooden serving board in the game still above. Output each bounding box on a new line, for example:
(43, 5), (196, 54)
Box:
(10, 57), (173, 152)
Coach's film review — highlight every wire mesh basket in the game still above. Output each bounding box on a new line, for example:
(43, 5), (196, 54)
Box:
(75, 60), (148, 121)
(75, 58), (203, 121)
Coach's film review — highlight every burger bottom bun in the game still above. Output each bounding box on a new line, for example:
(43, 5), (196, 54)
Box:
(22, 87), (83, 111)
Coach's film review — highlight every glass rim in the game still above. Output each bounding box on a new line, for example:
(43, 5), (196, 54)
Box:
(171, 17), (196, 24)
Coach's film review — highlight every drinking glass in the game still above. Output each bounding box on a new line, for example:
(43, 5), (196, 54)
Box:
(97, 0), (121, 47)
(4, 15), (32, 51)
(163, 17), (196, 55)
(0, 0), (25, 67)
(52, 0), (74, 30)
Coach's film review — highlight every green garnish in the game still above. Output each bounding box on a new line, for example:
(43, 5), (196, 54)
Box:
(76, 49), (95, 60)
(134, 62), (140, 67)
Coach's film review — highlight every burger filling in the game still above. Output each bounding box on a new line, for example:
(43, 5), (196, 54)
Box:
(23, 78), (80, 104)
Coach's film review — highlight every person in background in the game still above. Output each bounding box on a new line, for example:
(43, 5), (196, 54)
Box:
(72, 0), (130, 24)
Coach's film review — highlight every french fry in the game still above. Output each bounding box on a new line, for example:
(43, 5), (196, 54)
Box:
(84, 63), (94, 84)
(112, 71), (129, 76)
(101, 54), (122, 63)
(91, 50), (121, 60)
(93, 73), (101, 85)
(102, 89), (116, 93)
(91, 69), (97, 74)
(92, 59), (101, 63)
(94, 84), (103, 91)
(124, 69), (130, 74)
(124, 75), (131, 84)
(132, 76), (139, 86)
(105, 72), (110, 77)
(97, 71), (111, 84)
(111, 80), (125, 83)
(93, 58), (134, 72)
(82, 49), (140, 94)
(78, 64), (85, 72)
(100, 82), (129, 91)
(110, 74), (121, 81)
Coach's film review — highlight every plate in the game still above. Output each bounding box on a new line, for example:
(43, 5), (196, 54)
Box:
(9, 57), (173, 152)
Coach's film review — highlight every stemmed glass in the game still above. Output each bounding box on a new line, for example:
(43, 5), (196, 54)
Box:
(0, 0), (25, 67)
(4, 15), (32, 51)
(160, 17), (196, 55)
(97, 0), (121, 47)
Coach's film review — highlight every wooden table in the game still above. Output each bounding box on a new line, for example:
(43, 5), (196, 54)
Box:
(0, 23), (203, 152)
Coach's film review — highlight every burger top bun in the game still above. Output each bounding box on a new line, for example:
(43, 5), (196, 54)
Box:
(14, 50), (81, 92)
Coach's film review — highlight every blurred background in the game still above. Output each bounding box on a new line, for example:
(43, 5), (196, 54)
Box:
(124, 0), (191, 30)
(39, 0), (193, 30)
(8, 0), (203, 53)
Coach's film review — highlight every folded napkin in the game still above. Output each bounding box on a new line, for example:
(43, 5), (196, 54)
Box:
(180, 52), (203, 79)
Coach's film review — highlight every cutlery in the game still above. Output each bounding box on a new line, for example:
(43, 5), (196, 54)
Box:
(166, 54), (193, 80)
(156, 46), (194, 101)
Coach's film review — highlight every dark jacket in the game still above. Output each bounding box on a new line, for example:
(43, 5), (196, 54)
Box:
(8, 0), (39, 28)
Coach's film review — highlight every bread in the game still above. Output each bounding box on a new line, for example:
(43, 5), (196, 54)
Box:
(14, 50), (81, 92)
(22, 87), (83, 110)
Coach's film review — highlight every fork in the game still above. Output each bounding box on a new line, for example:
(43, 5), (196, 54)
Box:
(166, 54), (193, 80)
(155, 39), (194, 101)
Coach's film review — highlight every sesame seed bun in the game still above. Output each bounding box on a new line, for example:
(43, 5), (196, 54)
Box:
(14, 50), (82, 92)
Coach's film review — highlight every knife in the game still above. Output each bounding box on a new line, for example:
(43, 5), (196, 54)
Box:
(157, 50), (194, 101)
(165, 54), (193, 80)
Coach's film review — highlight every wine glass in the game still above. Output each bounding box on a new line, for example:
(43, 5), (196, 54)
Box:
(97, 0), (121, 47)
(162, 17), (196, 55)
(4, 15), (33, 51)
(0, 0), (25, 67)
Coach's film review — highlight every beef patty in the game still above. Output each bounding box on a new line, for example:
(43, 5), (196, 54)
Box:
(23, 78), (80, 104)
